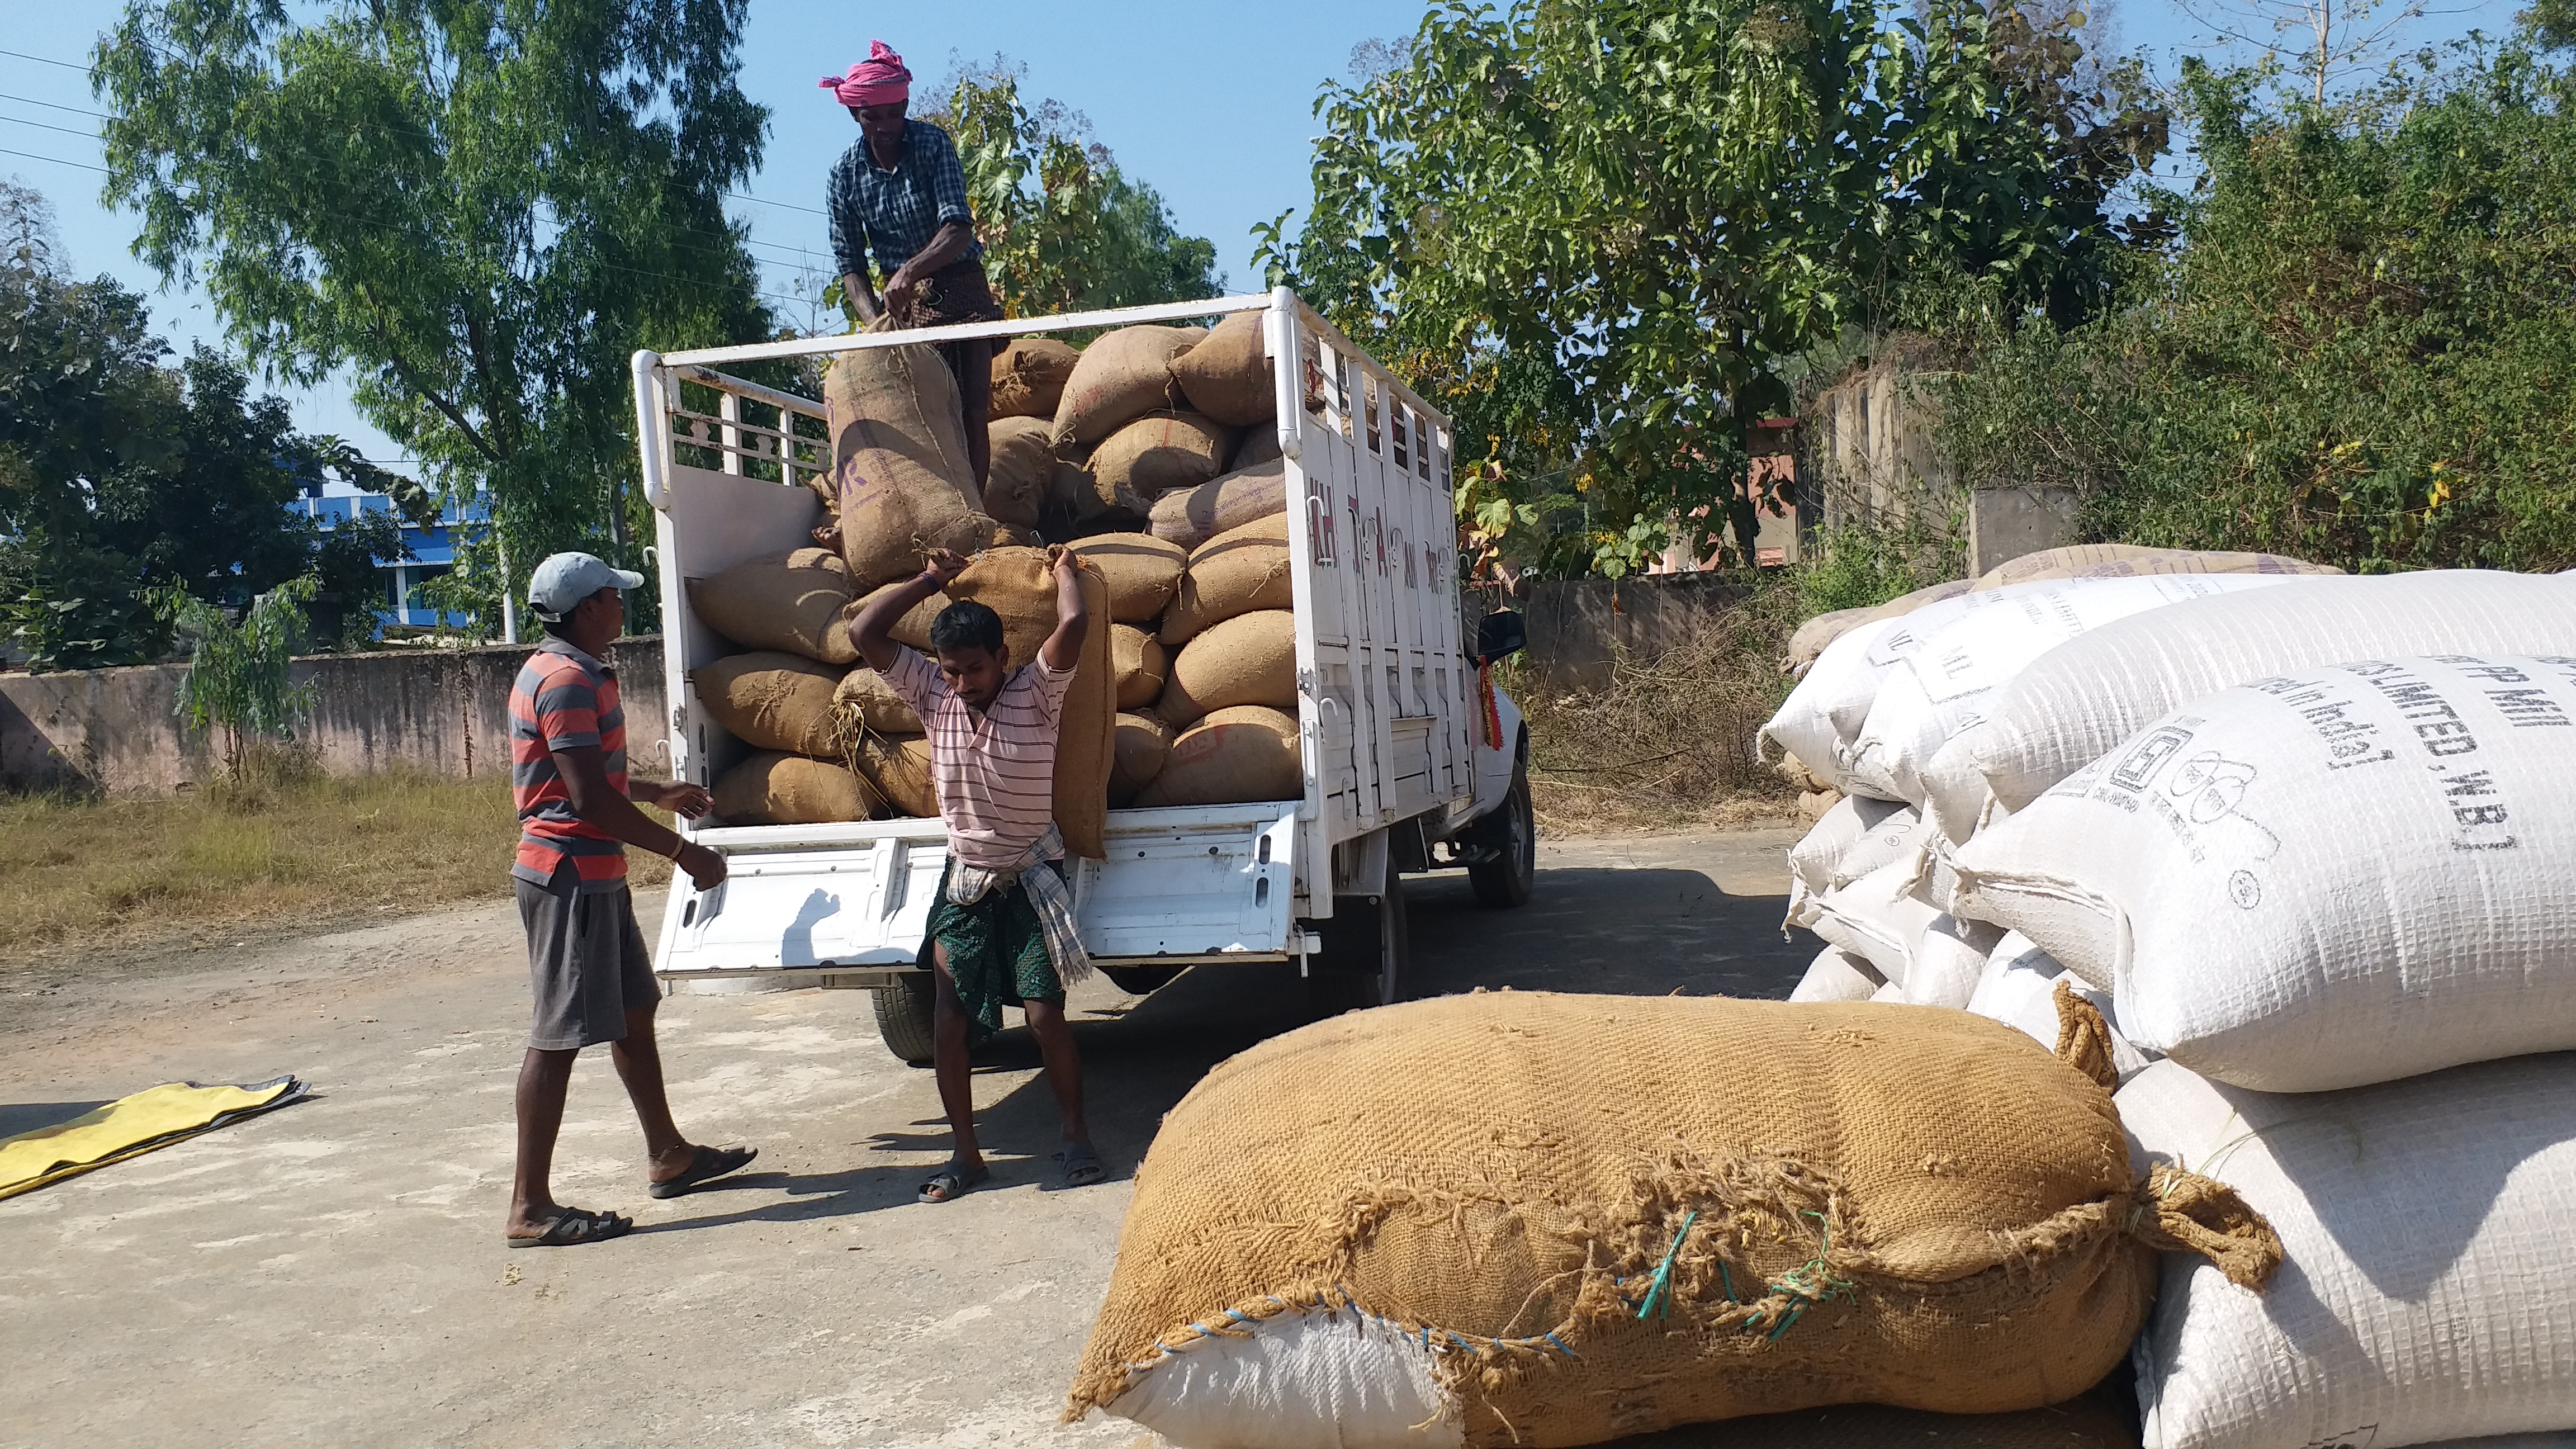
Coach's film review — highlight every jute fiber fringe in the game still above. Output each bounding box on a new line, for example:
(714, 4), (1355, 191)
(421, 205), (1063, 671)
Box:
(1067, 992), (2277, 1446)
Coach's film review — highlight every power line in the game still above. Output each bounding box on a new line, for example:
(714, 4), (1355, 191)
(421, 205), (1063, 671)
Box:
(0, 42), (827, 217)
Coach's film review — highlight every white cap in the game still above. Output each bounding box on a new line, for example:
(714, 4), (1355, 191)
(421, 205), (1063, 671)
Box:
(527, 552), (645, 622)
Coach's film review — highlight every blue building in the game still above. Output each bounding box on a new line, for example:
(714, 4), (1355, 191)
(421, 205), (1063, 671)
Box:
(290, 480), (493, 630)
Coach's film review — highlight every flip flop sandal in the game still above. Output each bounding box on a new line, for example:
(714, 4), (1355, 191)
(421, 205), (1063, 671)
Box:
(1056, 1144), (1107, 1188)
(647, 1144), (759, 1200)
(507, 1207), (632, 1248)
(918, 1159), (989, 1204)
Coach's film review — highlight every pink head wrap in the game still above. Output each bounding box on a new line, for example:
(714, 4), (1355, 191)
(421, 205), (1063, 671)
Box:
(821, 41), (911, 108)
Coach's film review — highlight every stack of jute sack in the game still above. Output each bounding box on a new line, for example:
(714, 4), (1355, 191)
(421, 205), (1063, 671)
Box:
(1063, 989), (2283, 1447)
(688, 315), (1310, 834)
(1775, 562), (2576, 1449)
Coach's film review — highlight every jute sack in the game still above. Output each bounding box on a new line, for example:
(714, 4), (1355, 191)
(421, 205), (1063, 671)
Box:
(1067, 533), (1185, 623)
(983, 416), (1053, 529)
(691, 652), (846, 757)
(1231, 426), (1282, 473)
(1049, 457), (1146, 529)
(712, 751), (880, 826)
(686, 559), (861, 666)
(1972, 544), (2338, 592)
(1844, 575), (2300, 805)
(1131, 705), (1301, 808)
(1067, 992), (2279, 1448)
(1088, 410), (1233, 500)
(2121, 1055), (2576, 1449)
(1053, 324), (1203, 449)
(785, 546), (846, 574)
(1111, 624), (1168, 712)
(832, 666), (922, 736)
(853, 579), (940, 651)
(1796, 855), (1944, 987)
(1953, 652), (2576, 1093)
(1158, 609), (1295, 727)
(1787, 945), (1884, 1003)
(990, 337), (1078, 420)
(1167, 310), (1275, 427)
(1109, 711), (1173, 807)
(853, 733), (938, 818)
(1917, 570), (2576, 840)
(1149, 457), (1287, 550)
(1162, 514), (1292, 647)
(942, 548), (1117, 859)
(827, 327), (994, 590)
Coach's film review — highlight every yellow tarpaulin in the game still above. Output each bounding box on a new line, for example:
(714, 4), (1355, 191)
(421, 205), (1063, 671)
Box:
(0, 1077), (306, 1201)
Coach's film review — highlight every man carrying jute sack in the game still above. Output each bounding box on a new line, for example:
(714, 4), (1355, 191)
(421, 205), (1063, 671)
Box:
(847, 546), (1104, 1202)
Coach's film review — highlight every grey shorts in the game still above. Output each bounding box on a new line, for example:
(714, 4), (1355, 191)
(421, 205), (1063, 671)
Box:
(515, 868), (658, 1050)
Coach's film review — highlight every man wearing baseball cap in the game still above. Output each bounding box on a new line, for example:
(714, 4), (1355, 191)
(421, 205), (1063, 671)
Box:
(504, 552), (752, 1247)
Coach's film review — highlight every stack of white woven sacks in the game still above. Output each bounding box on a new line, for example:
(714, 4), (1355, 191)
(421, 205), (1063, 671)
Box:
(1763, 551), (2576, 1449)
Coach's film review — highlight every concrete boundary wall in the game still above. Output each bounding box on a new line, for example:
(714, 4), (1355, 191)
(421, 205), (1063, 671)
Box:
(1513, 574), (1756, 694)
(1, 637), (669, 795)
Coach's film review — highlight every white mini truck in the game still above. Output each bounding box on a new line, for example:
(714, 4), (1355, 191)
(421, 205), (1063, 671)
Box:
(629, 289), (1535, 1061)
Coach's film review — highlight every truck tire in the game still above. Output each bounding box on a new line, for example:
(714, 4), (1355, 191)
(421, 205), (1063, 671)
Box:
(1467, 756), (1536, 908)
(1305, 879), (1409, 1016)
(873, 972), (937, 1066)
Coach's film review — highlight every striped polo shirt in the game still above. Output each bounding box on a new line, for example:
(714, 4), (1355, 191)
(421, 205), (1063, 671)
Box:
(880, 646), (1073, 869)
(509, 637), (629, 891)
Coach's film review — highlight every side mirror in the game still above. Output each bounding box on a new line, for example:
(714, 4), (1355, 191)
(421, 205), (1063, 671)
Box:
(1475, 610), (1526, 664)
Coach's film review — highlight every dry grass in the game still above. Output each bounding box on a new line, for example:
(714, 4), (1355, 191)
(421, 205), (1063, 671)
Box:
(0, 754), (673, 969)
(1516, 576), (1808, 836)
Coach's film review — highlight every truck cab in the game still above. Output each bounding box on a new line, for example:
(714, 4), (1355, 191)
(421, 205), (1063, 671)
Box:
(628, 288), (1535, 1060)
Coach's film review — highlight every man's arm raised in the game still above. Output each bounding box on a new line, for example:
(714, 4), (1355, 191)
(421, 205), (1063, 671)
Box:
(1040, 546), (1090, 674)
(848, 547), (968, 671)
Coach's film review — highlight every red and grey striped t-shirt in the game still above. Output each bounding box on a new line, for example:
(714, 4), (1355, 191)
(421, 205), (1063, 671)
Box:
(509, 638), (629, 891)
(880, 646), (1073, 869)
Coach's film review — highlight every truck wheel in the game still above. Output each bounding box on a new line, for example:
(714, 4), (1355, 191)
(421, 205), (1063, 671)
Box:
(1468, 759), (1536, 908)
(873, 973), (937, 1066)
(1306, 879), (1409, 1015)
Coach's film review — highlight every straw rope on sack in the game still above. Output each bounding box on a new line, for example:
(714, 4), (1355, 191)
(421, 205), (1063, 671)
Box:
(1066, 991), (2278, 1449)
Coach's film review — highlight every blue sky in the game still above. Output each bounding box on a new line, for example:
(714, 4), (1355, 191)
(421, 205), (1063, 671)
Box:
(0, 0), (2523, 468)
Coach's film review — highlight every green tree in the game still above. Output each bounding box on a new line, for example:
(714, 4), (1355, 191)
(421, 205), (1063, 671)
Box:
(932, 60), (1221, 318)
(1927, 37), (2576, 574)
(94, 0), (775, 633)
(153, 575), (317, 778)
(1265, 0), (2163, 579)
(1, 182), (414, 667)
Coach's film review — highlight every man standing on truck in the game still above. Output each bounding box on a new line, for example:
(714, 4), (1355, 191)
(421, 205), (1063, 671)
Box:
(847, 546), (1102, 1203)
(504, 553), (756, 1248)
(821, 40), (1001, 490)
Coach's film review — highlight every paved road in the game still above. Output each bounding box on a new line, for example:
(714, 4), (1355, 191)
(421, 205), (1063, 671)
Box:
(0, 830), (2133, 1448)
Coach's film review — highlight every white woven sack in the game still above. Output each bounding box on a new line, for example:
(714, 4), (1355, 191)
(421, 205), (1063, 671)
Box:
(2122, 1055), (2576, 1449)
(1798, 856), (1943, 986)
(1903, 913), (2001, 1008)
(1955, 653), (2576, 1092)
(1758, 616), (1897, 793)
(1844, 574), (2302, 804)
(1101, 1309), (1460, 1448)
(1964, 932), (2158, 1082)
(1919, 570), (2576, 842)
(1787, 945), (1885, 1002)
(1786, 794), (1914, 897)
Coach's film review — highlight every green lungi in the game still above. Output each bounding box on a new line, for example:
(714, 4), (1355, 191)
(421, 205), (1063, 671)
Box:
(924, 859), (1067, 1045)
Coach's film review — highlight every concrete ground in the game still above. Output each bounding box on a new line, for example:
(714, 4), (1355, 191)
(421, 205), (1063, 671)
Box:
(0, 830), (2135, 1448)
